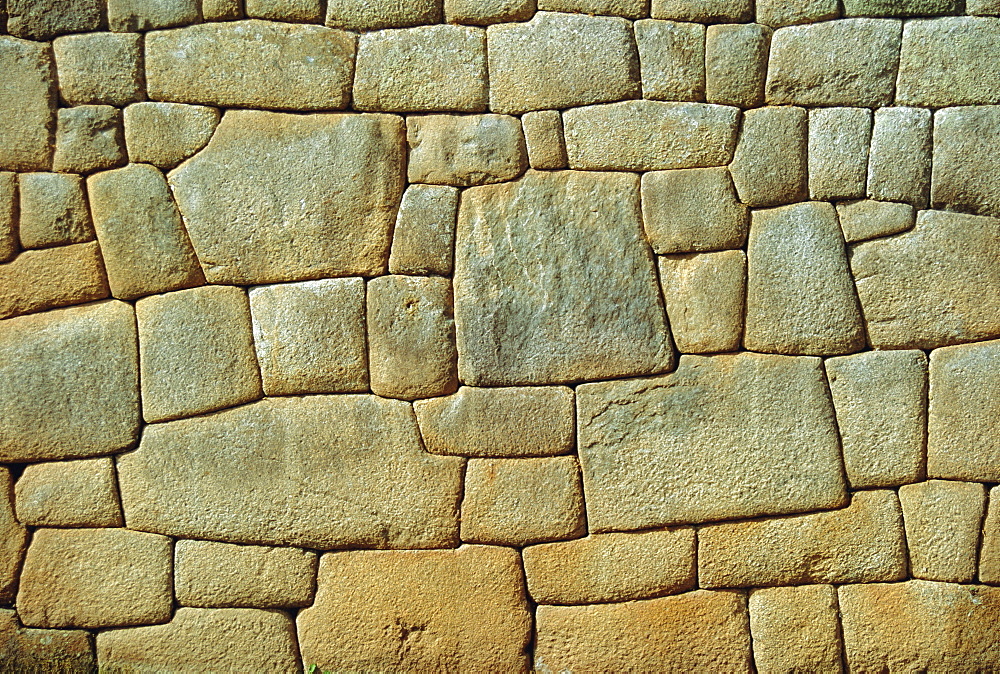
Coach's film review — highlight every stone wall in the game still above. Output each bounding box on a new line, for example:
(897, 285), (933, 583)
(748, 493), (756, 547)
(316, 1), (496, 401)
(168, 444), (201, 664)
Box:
(2, 0), (1000, 670)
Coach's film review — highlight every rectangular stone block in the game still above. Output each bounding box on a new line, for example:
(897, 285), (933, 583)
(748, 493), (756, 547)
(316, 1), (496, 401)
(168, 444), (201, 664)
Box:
(899, 480), (986, 583)
(0, 608), (95, 673)
(932, 105), (1000, 218)
(756, 0), (837, 26)
(445, 0), (534, 24)
(867, 106), (932, 207)
(658, 250), (746, 354)
(538, 0), (645, 17)
(388, 184), (459, 276)
(17, 172), (93, 249)
(0, 36), (56, 171)
(325, 0), (441, 29)
(749, 585), (843, 673)
(108, 0), (198, 30)
(0, 173), (15, 262)
(836, 199), (914, 243)
(202, 0), (242, 19)
(53, 32), (143, 106)
(0, 242), (109, 320)
(729, 105), (807, 207)
(705, 23), (771, 108)
(844, 0), (958, 14)
(634, 19), (705, 102)
(246, 0), (322, 22)
(521, 110), (568, 170)
(651, 0), (751, 21)
(14, 458), (122, 528)
(6, 0), (100, 39)
(983, 486), (1000, 584)
(808, 107), (871, 200)
(52, 105), (126, 174)
(406, 114), (526, 186)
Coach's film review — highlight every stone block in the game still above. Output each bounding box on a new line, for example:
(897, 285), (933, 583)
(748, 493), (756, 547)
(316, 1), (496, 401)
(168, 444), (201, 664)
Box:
(0, 609), (95, 673)
(52, 105), (126, 174)
(982, 486), (1000, 584)
(53, 32), (143, 107)
(445, 0), (534, 24)
(388, 184), (458, 275)
(651, 0), (751, 21)
(844, 0), (958, 14)
(521, 110), (567, 170)
(17, 172), (93, 249)
(14, 458), (122, 528)
(634, 19), (704, 102)
(808, 107), (871, 200)
(0, 469), (27, 603)
(245, 0), (322, 22)
(202, 0), (242, 19)
(749, 585), (843, 673)
(538, 0), (644, 16)
(0, 173), (15, 262)
(836, 199), (914, 243)
(867, 106), (932, 207)
(756, 0), (838, 27)
(899, 480), (986, 583)
(0, 36), (56, 171)
(729, 105), (807, 207)
(124, 102), (220, 169)
(6, 0), (100, 39)
(658, 250), (746, 353)
(705, 23), (771, 108)
(0, 242), (109, 320)
(407, 114), (527, 186)
(932, 105), (1000, 218)
(970, 0), (1000, 14)
(325, 0), (442, 29)
(107, 0), (199, 31)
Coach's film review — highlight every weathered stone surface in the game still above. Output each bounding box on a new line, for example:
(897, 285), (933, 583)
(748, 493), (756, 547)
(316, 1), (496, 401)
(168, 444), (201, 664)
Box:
(407, 114), (527, 186)
(699, 490), (906, 587)
(729, 105), (807, 207)
(17, 528), (172, 628)
(388, 184), (458, 275)
(88, 163), (204, 300)
(658, 251), (746, 354)
(445, 0), (534, 24)
(249, 278), (368, 396)
(17, 172), (93, 249)
(749, 585), (843, 673)
(844, 0), (958, 14)
(246, 0), (322, 22)
(867, 106), (932, 207)
(487, 12), (640, 114)
(766, 19), (902, 106)
(53, 32), (143, 107)
(354, 25), (486, 112)
(298, 546), (531, 671)
(564, 101), (738, 171)
(539, 0), (644, 17)
(705, 23), (770, 108)
(534, 591), (751, 672)
(52, 105), (126, 174)
(146, 21), (356, 110)
(97, 608), (300, 672)
(577, 353), (847, 531)
(840, 581), (1000, 670)
(0, 36), (56, 171)
(175, 540), (317, 608)
(0, 301), (138, 462)
(14, 458), (122, 528)
(0, 173), (15, 262)
(0, 242), (109, 320)
(455, 171), (673, 385)
(971, 0), (1000, 13)
(745, 202), (865, 355)
(202, 0), (242, 20)
(118, 396), (464, 549)
(107, 0), (198, 30)
(169, 110), (404, 284)
(756, 0), (837, 27)
(808, 107), (871, 200)
(641, 167), (747, 254)
(461, 457), (585, 546)
(634, 20), (705, 102)
(826, 350), (927, 488)
(900, 480), (985, 583)
(851, 210), (1000, 349)
(124, 102), (220, 169)
(523, 528), (695, 605)
(326, 0), (441, 29)
(0, 469), (27, 603)
(521, 110), (567, 170)
(651, 0), (751, 21)
(0, 609), (95, 674)
(932, 105), (1000, 218)
(6, 0), (100, 39)
(983, 486), (1000, 584)
(836, 199), (914, 243)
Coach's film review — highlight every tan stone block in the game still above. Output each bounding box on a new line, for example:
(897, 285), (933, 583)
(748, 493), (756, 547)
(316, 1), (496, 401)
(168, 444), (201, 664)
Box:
(635, 20), (704, 102)
(899, 480), (985, 583)
(146, 21), (356, 111)
(982, 486), (1000, 584)
(651, 0), (751, 21)
(0, 469), (27, 603)
(354, 25), (486, 113)
(0, 173), (16, 262)
(445, 0), (534, 24)
(249, 278), (368, 396)
(658, 250), (746, 353)
(414, 385), (574, 458)
(757, 0), (838, 27)
(749, 585), (843, 673)
(246, 0), (322, 22)
(521, 110), (567, 170)
(175, 540), (317, 608)
(169, 110), (404, 284)
(539, 0), (644, 16)
(388, 184), (458, 275)
(808, 107), (871, 201)
(6, 0), (100, 39)
(52, 105), (126, 174)
(534, 591), (751, 672)
(107, 0), (198, 31)
(577, 353), (848, 531)
(840, 580), (1000, 670)
(729, 105), (807, 207)
(0, 36), (56, 172)
(455, 171), (674, 385)
(53, 32), (143, 107)
(326, 0), (442, 29)
(642, 168), (746, 254)
(461, 457), (585, 546)
(0, 242), (109, 320)
(745, 202), (865, 355)
(836, 199), (914, 243)
(487, 12), (640, 114)
(202, 0), (242, 20)
(17, 172), (93, 249)
(0, 609), (95, 674)
(407, 114), (527, 186)
(844, 0), (957, 14)
(867, 106), (932, 207)
(852, 211), (1000, 349)
(14, 458), (122, 528)
(0, 300), (138, 462)
(932, 105), (1000, 218)
(118, 396), (464, 548)
(971, 0), (1000, 14)
(826, 350), (927, 488)
(705, 23), (770, 108)
(97, 608), (300, 671)
(124, 102), (220, 169)
(524, 528), (695, 604)
(564, 100), (738, 171)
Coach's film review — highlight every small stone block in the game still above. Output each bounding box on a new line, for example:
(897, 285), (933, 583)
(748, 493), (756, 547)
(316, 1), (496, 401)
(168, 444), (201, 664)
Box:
(0, 470), (28, 603)
(932, 105), (1000, 218)
(0, 173), (16, 262)
(756, 0), (838, 27)
(202, 0), (243, 20)
(634, 19), (705, 102)
(407, 114), (527, 186)
(538, 0), (645, 17)
(808, 106), (872, 201)
(982, 485), (1000, 584)
(325, 0), (442, 29)
(521, 110), (567, 170)
(729, 105), (807, 207)
(17, 172), (93, 249)
(0, 36), (57, 172)
(124, 102), (220, 170)
(245, 0), (323, 22)
(705, 23), (771, 108)
(749, 585), (843, 672)
(389, 184), (459, 276)
(6, 0), (100, 40)
(658, 250), (746, 354)
(899, 480), (986, 583)
(836, 199), (914, 243)
(651, 0), (751, 21)
(107, 0), (199, 31)
(0, 242), (109, 320)
(14, 458), (122, 528)
(867, 106), (932, 208)
(445, 0), (535, 24)
(52, 105), (126, 174)
(53, 32), (144, 107)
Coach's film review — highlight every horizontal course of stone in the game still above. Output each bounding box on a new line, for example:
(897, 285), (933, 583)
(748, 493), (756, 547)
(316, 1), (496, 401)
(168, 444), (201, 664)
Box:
(2, 0), (1000, 670)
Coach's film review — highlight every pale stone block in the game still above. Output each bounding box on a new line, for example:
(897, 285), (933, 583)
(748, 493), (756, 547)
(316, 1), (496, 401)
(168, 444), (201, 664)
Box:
(705, 23), (771, 108)
(932, 105), (1000, 218)
(389, 184), (458, 275)
(651, 0), (751, 21)
(245, 0), (322, 22)
(445, 0), (534, 24)
(658, 250), (746, 353)
(6, 0), (100, 39)
(642, 167), (747, 254)
(808, 107), (871, 200)
(0, 609), (95, 672)
(406, 114), (527, 186)
(17, 172), (93, 249)
(52, 105), (126, 174)
(124, 102), (220, 169)
(53, 32), (143, 107)
(202, 0), (242, 20)
(634, 20), (704, 102)
(0, 37), (56, 171)
(867, 106), (932, 207)
(539, 0), (644, 17)
(836, 199), (914, 243)
(107, 0), (199, 31)
(729, 105), (806, 207)
(899, 480), (985, 583)
(326, 0), (442, 29)
(521, 110), (567, 170)
(756, 0), (837, 27)
(0, 469), (27, 604)
(0, 242), (109, 320)
(749, 585), (843, 673)
(982, 486), (1000, 584)
(0, 173), (15, 262)
(844, 0), (957, 14)
(15, 458), (122, 528)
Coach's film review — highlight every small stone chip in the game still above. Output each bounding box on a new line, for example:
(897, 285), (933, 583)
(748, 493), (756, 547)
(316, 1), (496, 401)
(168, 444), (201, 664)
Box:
(407, 114), (527, 186)
(808, 107), (871, 201)
(749, 585), (843, 672)
(521, 110), (568, 170)
(389, 184), (459, 276)
(729, 105), (807, 207)
(867, 106), (932, 207)
(52, 105), (126, 174)
(107, 0), (199, 31)
(0, 469), (28, 603)
(17, 172), (93, 249)
(836, 199), (914, 243)
(634, 20), (705, 102)
(705, 23), (771, 108)
(52, 32), (143, 107)
(124, 102), (220, 169)
(14, 458), (122, 528)
(658, 251), (746, 354)
(0, 36), (56, 172)
(899, 480), (986, 583)
(0, 242), (110, 320)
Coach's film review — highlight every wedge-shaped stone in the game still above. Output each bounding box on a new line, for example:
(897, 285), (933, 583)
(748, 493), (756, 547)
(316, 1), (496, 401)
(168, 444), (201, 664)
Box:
(455, 171), (673, 385)
(388, 184), (458, 275)
(577, 353), (847, 531)
(407, 114), (527, 186)
(118, 396), (463, 549)
(900, 480), (985, 583)
(0, 36), (56, 171)
(15, 458), (122, 528)
(634, 19), (705, 102)
(6, 0), (100, 39)
(851, 210), (1000, 349)
(53, 32), (143, 107)
(0, 609), (95, 673)
(0, 469), (27, 603)
(705, 23), (771, 108)
(808, 107), (871, 200)
(326, 0), (441, 29)
(658, 251), (746, 354)
(0, 242), (109, 320)
(169, 110), (404, 284)
(729, 105), (807, 207)
(298, 546), (531, 671)
(18, 172), (93, 249)
(932, 105), (1000, 218)
(124, 102), (220, 170)
(868, 106), (932, 207)
(146, 21), (355, 110)
(983, 486), (1000, 584)
(836, 199), (914, 243)
(749, 585), (842, 673)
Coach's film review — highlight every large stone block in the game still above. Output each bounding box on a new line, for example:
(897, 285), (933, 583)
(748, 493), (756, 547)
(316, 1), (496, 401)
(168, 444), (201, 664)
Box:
(0, 36), (56, 171)
(406, 114), (526, 186)
(899, 480), (986, 583)
(749, 585), (843, 673)
(0, 469), (27, 603)
(0, 242), (109, 320)
(14, 458), (122, 528)
(932, 105), (1000, 218)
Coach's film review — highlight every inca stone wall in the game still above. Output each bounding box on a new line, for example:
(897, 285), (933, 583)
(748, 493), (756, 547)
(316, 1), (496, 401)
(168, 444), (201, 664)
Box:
(2, 0), (1000, 670)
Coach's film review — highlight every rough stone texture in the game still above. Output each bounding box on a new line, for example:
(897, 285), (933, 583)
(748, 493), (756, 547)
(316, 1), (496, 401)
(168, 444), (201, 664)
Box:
(577, 353), (847, 531)
(17, 172), (93, 249)
(745, 202), (865, 355)
(757, 0), (838, 27)
(564, 101), (739, 171)
(17, 528), (172, 629)
(445, 0), (534, 24)
(749, 585), (843, 673)
(96, 608), (300, 672)
(460, 457), (585, 546)
(14, 458), (123, 528)
(851, 210), (1000, 349)
(249, 278), (368, 396)
(523, 528), (696, 604)
(0, 173), (15, 262)
(641, 167), (747, 254)
(6, 0), (100, 40)
(729, 105), (808, 207)
(487, 12), (640, 114)
(388, 184), (458, 276)
(117, 395), (464, 549)
(246, 0), (322, 22)
(169, 110), (404, 285)
(840, 581), (1000, 670)
(124, 102), (220, 169)
(415, 386), (574, 458)
(0, 300), (138, 463)
(52, 105), (126, 174)
(808, 107), (871, 200)
(326, 0), (442, 29)
(146, 21), (356, 111)
(88, 163), (204, 300)
(899, 480), (985, 583)
(455, 171), (673, 386)
(539, 0), (645, 17)
(651, 0), (751, 21)
(658, 251), (746, 354)
(52, 32), (143, 107)
(634, 20), (705, 102)
(705, 23), (771, 108)
(971, 0), (1000, 13)
(836, 199), (915, 243)
(0, 36), (56, 171)
(867, 106), (932, 207)
(354, 25), (486, 113)
(0, 242), (109, 320)
(0, 469), (27, 603)
(826, 350), (927, 488)
(201, 0), (242, 20)
(983, 486), (1000, 584)
(844, 0), (958, 14)
(932, 105), (1000, 218)
(699, 490), (906, 587)
(406, 114), (527, 186)
(521, 110), (568, 170)
(0, 609), (95, 674)
(108, 0), (199, 30)
(534, 591), (751, 672)
(174, 540), (317, 608)
(765, 19), (902, 106)
(298, 546), (531, 671)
